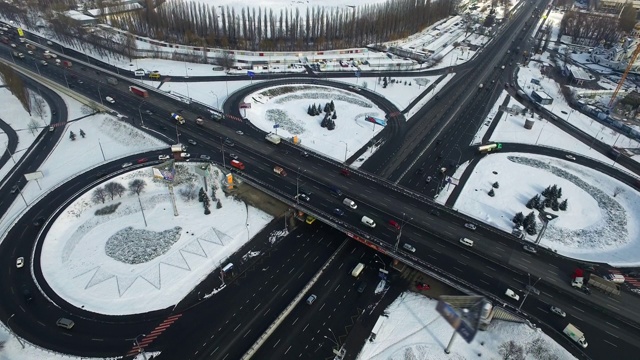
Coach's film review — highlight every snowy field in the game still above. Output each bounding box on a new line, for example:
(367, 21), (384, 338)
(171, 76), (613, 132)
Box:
(41, 164), (273, 315)
(454, 153), (640, 266)
(243, 84), (387, 162)
(357, 292), (575, 360)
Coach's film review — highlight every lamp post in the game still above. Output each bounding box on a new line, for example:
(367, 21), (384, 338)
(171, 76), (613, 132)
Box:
(137, 100), (146, 127)
(374, 254), (387, 270)
(134, 334), (148, 360)
(326, 328), (341, 352)
(518, 273), (541, 311)
(454, 146), (462, 168)
(296, 167), (307, 204)
(210, 91), (219, 108)
(7, 314), (25, 349)
(339, 141), (348, 163)
(394, 213), (413, 252)
(96, 83), (105, 107)
(589, 126), (604, 150)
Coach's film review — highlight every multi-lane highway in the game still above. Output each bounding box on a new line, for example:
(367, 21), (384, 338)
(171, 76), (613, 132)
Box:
(1, 1), (640, 359)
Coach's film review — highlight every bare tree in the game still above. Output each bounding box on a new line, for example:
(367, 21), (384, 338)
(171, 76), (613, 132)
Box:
(92, 187), (107, 204)
(613, 186), (625, 197)
(179, 183), (198, 201)
(215, 51), (236, 70)
(129, 179), (147, 196)
(499, 340), (525, 360)
(104, 182), (126, 200)
(29, 91), (45, 119)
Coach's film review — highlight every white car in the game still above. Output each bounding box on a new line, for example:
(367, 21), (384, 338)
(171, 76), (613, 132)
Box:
(565, 154), (576, 161)
(121, 162), (133, 168)
(505, 289), (520, 301)
(464, 223), (477, 230)
(236, 130), (244, 135)
(199, 155), (211, 160)
(158, 155), (170, 160)
(229, 153), (238, 160)
(523, 245), (537, 254)
(16, 257), (24, 268)
(550, 306), (566, 317)
(105, 96), (115, 104)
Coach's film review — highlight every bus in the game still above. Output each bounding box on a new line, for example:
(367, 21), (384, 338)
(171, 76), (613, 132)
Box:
(478, 143), (502, 153)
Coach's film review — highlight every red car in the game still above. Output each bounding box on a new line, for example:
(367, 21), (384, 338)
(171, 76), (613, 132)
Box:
(340, 168), (351, 177)
(137, 158), (148, 164)
(416, 283), (430, 291)
(388, 219), (400, 230)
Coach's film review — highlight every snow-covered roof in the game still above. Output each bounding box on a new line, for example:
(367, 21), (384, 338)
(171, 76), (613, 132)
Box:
(87, 3), (142, 17)
(64, 10), (95, 22)
(566, 64), (591, 81)
(532, 90), (553, 100)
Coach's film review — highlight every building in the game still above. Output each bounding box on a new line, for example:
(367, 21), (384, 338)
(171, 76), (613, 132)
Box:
(530, 90), (553, 105)
(63, 10), (97, 26)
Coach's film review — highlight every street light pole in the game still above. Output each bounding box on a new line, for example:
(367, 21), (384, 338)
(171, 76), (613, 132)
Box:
(210, 91), (219, 108)
(326, 328), (341, 352)
(7, 314), (25, 349)
(518, 273), (541, 311)
(454, 146), (462, 168)
(394, 213), (413, 252)
(137, 100), (145, 127)
(134, 334), (148, 360)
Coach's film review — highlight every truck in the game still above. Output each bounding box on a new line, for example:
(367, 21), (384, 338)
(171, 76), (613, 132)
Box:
(265, 133), (281, 145)
(195, 116), (204, 126)
(588, 275), (621, 295)
(230, 160), (245, 170)
(210, 111), (223, 122)
(62, 60), (72, 68)
(129, 86), (149, 98)
(170, 144), (186, 153)
(563, 324), (588, 348)
(107, 77), (118, 85)
(273, 166), (287, 176)
(171, 113), (185, 124)
(571, 268), (584, 288)
(516, 90), (526, 98)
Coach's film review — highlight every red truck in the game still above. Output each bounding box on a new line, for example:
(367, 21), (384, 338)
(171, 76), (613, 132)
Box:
(230, 160), (245, 170)
(129, 86), (149, 98)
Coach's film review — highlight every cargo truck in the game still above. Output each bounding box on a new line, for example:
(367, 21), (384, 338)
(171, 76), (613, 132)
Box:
(129, 86), (149, 98)
(265, 133), (281, 145)
(563, 324), (588, 348)
(171, 113), (185, 124)
(107, 77), (118, 85)
(171, 144), (186, 153)
(230, 160), (245, 170)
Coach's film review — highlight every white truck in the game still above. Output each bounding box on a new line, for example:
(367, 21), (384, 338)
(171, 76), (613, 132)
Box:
(265, 133), (281, 145)
(563, 324), (588, 348)
(171, 144), (186, 153)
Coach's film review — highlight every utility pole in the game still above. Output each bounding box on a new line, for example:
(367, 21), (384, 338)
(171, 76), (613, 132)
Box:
(518, 273), (541, 311)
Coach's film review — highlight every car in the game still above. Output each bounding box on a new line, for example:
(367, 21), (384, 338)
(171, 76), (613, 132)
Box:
(565, 154), (576, 161)
(306, 294), (317, 305)
(416, 168), (424, 174)
(340, 168), (351, 177)
(27, 50), (33, 55)
(416, 282), (430, 291)
(333, 208), (345, 216)
(300, 151), (309, 157)
(121, 162), (133, 168)
(105, 96), (115, 104)
(199, 155), (211, 160)
(22, 286), (33, 302)
(229, 153), (238, 160)
(581, 286), (591, 295)
(389, 219), (400, 230)
(224, 138), (234, 147)
(188, 139), (197, 146)
(158, 155), (170, 160)
(56, 318), (75, 330)
(180, 153), (191, 158)
(145, 110), (153, 115)
(426, 176), (432, 183)
(40, 60), (47, 66)
(16, 257), (24, 268)
(430, 209), (440, 216)
(137, 158), (148, 164)
(116, 114), (128, 120)
(464, 223), (477, 230)
(236, 130), (244, 135)
(356, 281), (367, 293)
(295, 193), (310, 202)
(523, 245), (537, 254)
(33, 217), (45, 227)
(77, 79), (83, 84)
(402, 243), (416, 252)
(550, 306), (566, 317)
(10, 185), (19, 194)
(505, 289), (520, 301)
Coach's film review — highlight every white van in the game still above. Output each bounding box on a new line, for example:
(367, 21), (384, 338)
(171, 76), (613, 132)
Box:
(351, 263), (365, 277)
(459, 237), (473, 247)
(134, 69), (146, 76)
(361, 216), (376, 228)
(343, 198), (357, 209)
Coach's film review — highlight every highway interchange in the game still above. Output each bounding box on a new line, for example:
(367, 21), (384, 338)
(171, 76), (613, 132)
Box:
(1, 1), (640, 359)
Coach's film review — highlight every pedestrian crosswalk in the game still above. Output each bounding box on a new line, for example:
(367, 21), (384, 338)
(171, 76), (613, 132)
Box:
(125, 313), (183, 358)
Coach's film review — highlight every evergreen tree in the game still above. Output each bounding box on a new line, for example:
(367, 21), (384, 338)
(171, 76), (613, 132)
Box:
(217, 199), (222, 209)
(311, 104), (316, 115)
(550, 185), (559, 200)
(329, 100), (335, 111)
(323, 103), (330, 113)
(307, 105), (312, 115)
(69, 131), (76, 141)
(541, 186), (551, 198)
(559, 199), (568, 211)
(492, 181), (499, 189)
(526, 223), (538, 235)
(80, 129), (86, 138)
(512, 212), (525, 226)
(551, 198), (559, 211)
(557, 187), (562, 199)
(523, 211), (536, 228)
(332, 112), (337, 119)
(488, 188), (495, 197)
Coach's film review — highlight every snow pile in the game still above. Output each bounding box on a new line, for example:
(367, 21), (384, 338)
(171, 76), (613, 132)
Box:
(357, 292), (575, 360)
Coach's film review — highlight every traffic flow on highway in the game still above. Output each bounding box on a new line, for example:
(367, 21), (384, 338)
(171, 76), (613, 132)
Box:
(0, 1), (639, 359)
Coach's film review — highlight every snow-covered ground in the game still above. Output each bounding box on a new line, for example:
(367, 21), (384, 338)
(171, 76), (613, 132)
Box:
(357, 292), (575, 360)
(242, 84), (387, 163)
(41, 164), (273, 315)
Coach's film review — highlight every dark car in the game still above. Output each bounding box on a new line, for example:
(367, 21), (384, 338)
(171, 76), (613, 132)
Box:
(137, 158), (148, 164)
(22, 286), (33, 302)
(357, 281), (367, 293)
(33, 217), (45, 227)
(340, 168), (351, 177)
(430, 209), (440, 216)
(333, 208), (345, 216)
(224, 138), (234, 147)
